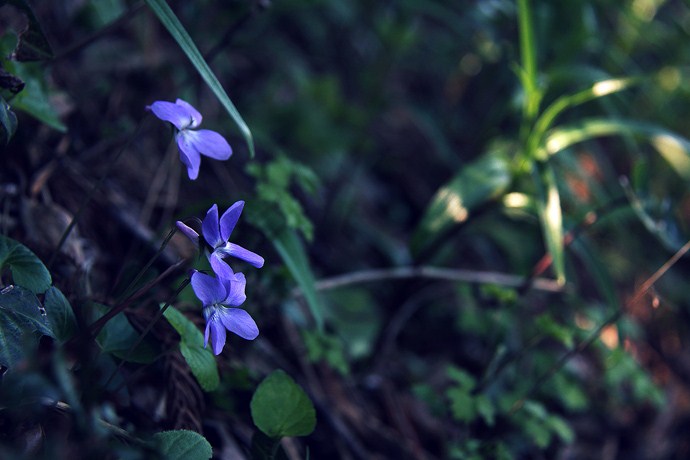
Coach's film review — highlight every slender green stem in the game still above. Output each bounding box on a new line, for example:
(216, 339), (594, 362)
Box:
(517, 0), (539, 123)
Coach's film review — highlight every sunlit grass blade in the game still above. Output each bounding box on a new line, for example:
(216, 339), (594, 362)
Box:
(535, 161), (565, 285)
(542, 118), (690, 180)
(144, 0), (255, 157)
(528, 78), (635, 161)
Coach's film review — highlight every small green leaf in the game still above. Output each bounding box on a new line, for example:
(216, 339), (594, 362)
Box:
(448, 386), (475, 423)
(0, 235), (51, 294)
(144, 0), (254, 157)
(44, 286), (77, 343)
(251, 370), (316, 438)
(163, 305), (219, 392)
(152, 430), (212, 460)
(412, 144), (512, 254)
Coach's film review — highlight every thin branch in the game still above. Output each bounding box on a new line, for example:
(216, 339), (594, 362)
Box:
(300, 266), (564, 295)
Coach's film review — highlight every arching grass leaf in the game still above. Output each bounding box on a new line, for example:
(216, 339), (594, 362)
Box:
(144, 0), (255, 157)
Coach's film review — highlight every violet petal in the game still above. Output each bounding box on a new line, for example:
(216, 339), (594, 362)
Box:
(185, 129), (232, 161)
(149, 100), (195, 131)
(177, 132), (202, 180)
(209, 253), (235, 284)
(208, 315), (227, 355)
(219, 201), (244, 241)
(191, 271), (226, 306)
(176, 221), (199, 245)
(174, 99), (202, 128)
(224, 242), (264, 268)
(202, 204), (222, 248)
(219, 308), (259, 340)
(222, 272), (247, 306)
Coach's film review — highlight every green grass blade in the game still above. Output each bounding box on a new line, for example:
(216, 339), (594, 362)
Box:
(144, 0), (255, 157)
(535, 161), (565, 285)
(529, 78), (635, 161)
(517, 0), (540, 122)
(271, 229), (324, 331)
(543, 118), (690, 180)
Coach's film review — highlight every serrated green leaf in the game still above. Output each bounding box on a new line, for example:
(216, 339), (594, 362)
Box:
(44, 286), (77, 343)
(412, 144), (512, 254)
(163, 305), (219, 392)
(251, 370), (316, 438)
(152, 430), (212, 460)
(0, 235), (51, 294)
(144, 0), (254, 157)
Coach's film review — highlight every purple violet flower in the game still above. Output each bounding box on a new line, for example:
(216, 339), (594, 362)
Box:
(176, 201), (264, 280)
(148, 98), (232, 180)
(191, 270), (259, 355)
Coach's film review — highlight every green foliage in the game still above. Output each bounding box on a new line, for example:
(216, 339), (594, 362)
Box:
(163, 305), (220, 392)
(302, 330), (349, 375)
(513, 401), (574, 448)
(250, 370), (316, 439)
(152, 430), (212, 460)
(247, 205), (323, 330)
(446, 366), (495, 426)
(0, 234), (51, 294)
(247, 154), (318, 241)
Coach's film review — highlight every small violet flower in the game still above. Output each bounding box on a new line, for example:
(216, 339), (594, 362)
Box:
(191, 270), (259, 355)
(148, 98), (232, 180)
(177, 201), (264, 280)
